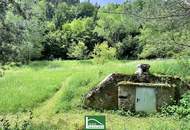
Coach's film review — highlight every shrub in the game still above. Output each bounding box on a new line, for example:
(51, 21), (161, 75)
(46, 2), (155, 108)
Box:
(0, 111), (33, 130)
(116, 36), (140, 59)
(176, 92), (190, 118)
(92, 42), (117, 64)
(161, 92), (190, 119)
(67, 41), (88, 60)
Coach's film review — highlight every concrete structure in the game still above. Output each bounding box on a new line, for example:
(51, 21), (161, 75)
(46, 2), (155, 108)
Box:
(118, 82), (175, 112)
(84, 64), (190, 112)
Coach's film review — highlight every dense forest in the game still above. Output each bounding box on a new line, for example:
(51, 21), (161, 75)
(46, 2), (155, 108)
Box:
(0, 0), (190, 65)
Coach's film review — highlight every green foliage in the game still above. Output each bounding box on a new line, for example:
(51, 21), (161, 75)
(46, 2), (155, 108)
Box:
(0, 111), (33, 130)
(0, 59), (185, 113)
(1, 0), (190, 63)
(43, 29), (67, 59)
(0, 61), (71, 113)
(67, 41), (88, 60)
(0, 0), (45, 64)
(0, 18), (25, 64)
(76, 2), (96, 18)
(116, 36), (140, 59)
(53, 2), (76, 28)
(176, 92), (190, 118)
(47, 21), (56, 31)
(0, 60), (189, 129)
(179, 119), (190, 130)
(1, 1), (190, 129)
(136, 0), (190, 59)
(22, 18), (45, 63)
(95, 4), (138, 44)
(43, 17), (96, 59)
(92, 42), (117, 64)
(94, 3), (141, 59)
(161, 92), (190, 119)
(139, 27), (174, 59)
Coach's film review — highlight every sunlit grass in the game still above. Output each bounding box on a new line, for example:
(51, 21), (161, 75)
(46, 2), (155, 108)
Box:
(0, 59), (189, 129)
(0, 63), (71, 113)
(0, 59), (189, 114)
(31, 110), (189, 130)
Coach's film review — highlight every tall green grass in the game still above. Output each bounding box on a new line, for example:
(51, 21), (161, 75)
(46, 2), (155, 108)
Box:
(0, 61), (72, 113)
(0, 59), (189, 113)
(55, 59), (190, 112)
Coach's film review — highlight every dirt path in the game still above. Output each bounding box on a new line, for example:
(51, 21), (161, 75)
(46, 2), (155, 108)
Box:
(33, 76), (71, 121)
(0, 74), (72, 129)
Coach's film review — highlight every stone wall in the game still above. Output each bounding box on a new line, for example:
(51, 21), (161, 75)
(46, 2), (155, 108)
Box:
(118, 86), (135, 111)
(156, 87), (176, 110)
(118, 82), (176, 111)
(84, 73), (135, 109)
(84, 73), (190, 110)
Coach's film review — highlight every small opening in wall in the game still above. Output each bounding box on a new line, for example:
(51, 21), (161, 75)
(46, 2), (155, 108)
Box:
(119, 96), (127, 99)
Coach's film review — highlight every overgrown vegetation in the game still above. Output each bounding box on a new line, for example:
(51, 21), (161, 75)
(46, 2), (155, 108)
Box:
(1, 0), (190, 65)
(92, 42), (117, 64)
(0, 60), (189, 113)
(161, 92), (190, 119)
(1, 0), (190, 129)
(0, 60), (189, 129)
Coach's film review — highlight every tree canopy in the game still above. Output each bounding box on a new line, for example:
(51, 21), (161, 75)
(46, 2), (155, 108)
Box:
(0, 0), (190, 64)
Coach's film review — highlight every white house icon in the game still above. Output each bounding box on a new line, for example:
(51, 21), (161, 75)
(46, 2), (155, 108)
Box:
(85, 117), (104, 129)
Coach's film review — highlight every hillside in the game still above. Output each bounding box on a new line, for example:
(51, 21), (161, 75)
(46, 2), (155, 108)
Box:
(0, 60), (190, 129)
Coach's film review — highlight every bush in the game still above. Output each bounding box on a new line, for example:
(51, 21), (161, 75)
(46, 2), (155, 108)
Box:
(116, 36), (140, 59)
(176, 92), (190, 118)
(0, 111), (57, 130)
(67, 41), (88, 60)
(92, 42), (117, 64)
(161, 92), (190, 119)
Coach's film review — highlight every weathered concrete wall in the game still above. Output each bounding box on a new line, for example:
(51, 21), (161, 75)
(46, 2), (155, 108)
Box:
(84, 73), (190, 111)
(118, 86), (135, 111)
(156, 87), (176, 110)
(118, 82), (176, 111)
(84, 73), (136, 109)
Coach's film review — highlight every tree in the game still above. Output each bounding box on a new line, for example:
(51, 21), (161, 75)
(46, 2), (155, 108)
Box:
(76, 2), (96, 18)
(95, 3), (140, 59)
(53, 3), (76, 28)
(116, 35), (140, 59)
(0, 0), (45, 64)
(0, 4), (25, 64)
(132, 0), (190, 59)
(92, 42), (117, 64)
(67, 41), (88, 59)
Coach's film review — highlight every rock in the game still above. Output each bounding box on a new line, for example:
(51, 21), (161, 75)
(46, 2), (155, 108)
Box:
(135, 64), (150, 75)
(84, 73), (136, 109)
(135, 64), (150, 82)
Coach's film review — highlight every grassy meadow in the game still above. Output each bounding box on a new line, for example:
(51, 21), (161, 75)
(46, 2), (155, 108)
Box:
(0, 59), (190, 129)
